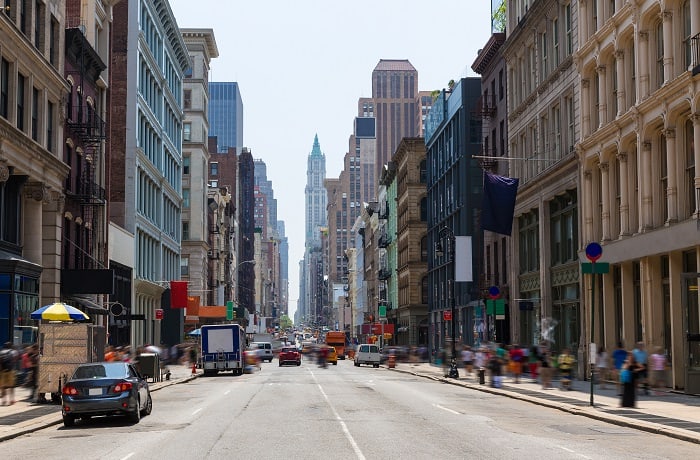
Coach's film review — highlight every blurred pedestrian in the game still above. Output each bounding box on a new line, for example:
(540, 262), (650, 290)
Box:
(557, 348), (575, 390)
(595, 346), (609, 389)
(528, 346), (540, 382)
(461, 346), (474, 378)
(620, 352), (643, 407)
(0, 342), (19, 405)
(632, 342), (649, 395)
(539, 349), (553, 389)
(509, 344), (524, 383)
(649, 346), (667, 393)
(611, 342), (627, 395)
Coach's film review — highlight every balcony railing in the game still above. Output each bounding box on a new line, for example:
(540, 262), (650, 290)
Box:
(66, 105), (106, 144)
(692, 33), (700, 76)
(378, 233), (392, 248)
(76, 180), (106, 205)
(378, 268), (392, 280)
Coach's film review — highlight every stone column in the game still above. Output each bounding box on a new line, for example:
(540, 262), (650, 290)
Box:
(597, 65), (607, 128)
(580, 0), (589, 42)
(616, 151), (630, 236)
(599, 161), (611, 241)
(621, 262), (635, 348)
(668, 251), (684, 389)
(640, 140), (653, 231)
(581, 79), (591, 137)
(664, 128), (678, 223)
(584, 170), (594, 241)
(662, 11), (674, 84)
(614, 50), (625, 116)
(638, 29), (650, 100)
(596, 0), (604, 31)
(23, 182), (46, 266)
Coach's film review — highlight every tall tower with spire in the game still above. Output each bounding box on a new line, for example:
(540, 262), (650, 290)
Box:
(304, 134), (327, 248)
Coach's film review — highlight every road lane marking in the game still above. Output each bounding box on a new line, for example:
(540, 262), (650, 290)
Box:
(311, 370), (366, 460)
(434, 404), (460, 415)
(224, 390), (231, 395)
(192, 408), (202, 416)
(119, 453), (135, 460)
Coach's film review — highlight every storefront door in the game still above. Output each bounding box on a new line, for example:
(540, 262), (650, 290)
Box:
(681, 273), (700, 394)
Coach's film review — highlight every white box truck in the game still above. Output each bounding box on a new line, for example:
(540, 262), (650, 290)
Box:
(201, 324), (245, 376)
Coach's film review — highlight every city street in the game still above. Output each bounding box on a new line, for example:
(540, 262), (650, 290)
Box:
(1, 360), (698, 460)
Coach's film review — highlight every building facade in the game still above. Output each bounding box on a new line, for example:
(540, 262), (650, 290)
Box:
(502, 0), (580, 356)
(577, 0), (700, 391)
(180, 28), (218, 319)
(0, 0), (68, 344)
(110, 0), (189, 347)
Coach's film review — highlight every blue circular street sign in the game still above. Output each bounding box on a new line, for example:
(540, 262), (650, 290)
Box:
(585, 242), (603, 262)
(488, 286), (500, 299)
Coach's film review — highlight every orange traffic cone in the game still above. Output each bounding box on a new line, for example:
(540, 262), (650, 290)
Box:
(191, 362), (197, 375)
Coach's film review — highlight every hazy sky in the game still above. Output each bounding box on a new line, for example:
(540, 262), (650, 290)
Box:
(168, 0), (494, 320)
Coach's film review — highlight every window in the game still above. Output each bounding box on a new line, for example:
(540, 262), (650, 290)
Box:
(210, 162), (218, 176)
(180, 257), (189, 276)
(34, 1), (42, 47)
(31, 87), (38, 141)
(686, 119), (696, 217)
(182, 221), (189, 240)
(183, 156), (190, 175)
(49, 16), (57, 66)
(549, 191), (577, 265)
(552, 17), (559, 67)
(183, 89), (191, 109)
(518, 211), (539, 273)
(46, 101), (54, 152)
(183, 189), (190, 208)
(540, 31), (548, 77)
(209, 180), (218, 188)
(565, 3), (572, 55)
(17, 74), (25, 132)
(683, 1), (692, 69)
(655, 21), (664, 89)
(183, 122), (191, 141)
(660, 134), (669, 222)
(1, 58), (8, 118)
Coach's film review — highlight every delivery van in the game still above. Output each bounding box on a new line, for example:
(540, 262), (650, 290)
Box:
(353, 344), (380, 367)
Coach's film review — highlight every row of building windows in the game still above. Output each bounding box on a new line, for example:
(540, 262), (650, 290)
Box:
(0, 57), (56, 153)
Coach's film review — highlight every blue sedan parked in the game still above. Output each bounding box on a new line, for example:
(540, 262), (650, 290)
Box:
(61, 362), (152, 427)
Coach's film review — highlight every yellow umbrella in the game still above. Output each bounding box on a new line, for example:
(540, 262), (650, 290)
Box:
(31, 302), (90, 321)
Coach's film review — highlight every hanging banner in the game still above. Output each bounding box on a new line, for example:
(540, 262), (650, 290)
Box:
(170, 281), (188, 308)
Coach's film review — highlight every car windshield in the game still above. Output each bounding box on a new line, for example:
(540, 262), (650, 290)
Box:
(73, 363), (125, 379)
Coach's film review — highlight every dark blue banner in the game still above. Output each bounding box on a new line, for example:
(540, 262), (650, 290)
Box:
(482, 172), (519, 236)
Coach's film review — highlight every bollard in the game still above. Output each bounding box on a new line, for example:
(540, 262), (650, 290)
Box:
(478, 367), (485, 385)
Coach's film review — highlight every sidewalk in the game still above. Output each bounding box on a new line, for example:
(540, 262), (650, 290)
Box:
(391, 362), (700, 444)
(0, 363), (201, 442)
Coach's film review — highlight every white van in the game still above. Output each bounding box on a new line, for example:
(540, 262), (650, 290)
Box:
(354, 344), (380, 368)
(250, 342), (273, 362)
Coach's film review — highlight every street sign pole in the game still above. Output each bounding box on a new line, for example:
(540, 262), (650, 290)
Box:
(585, 242), (603, 407)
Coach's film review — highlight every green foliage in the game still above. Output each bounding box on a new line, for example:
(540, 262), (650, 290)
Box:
(279, 314), (293, 330)
(492, 0), (506, 32)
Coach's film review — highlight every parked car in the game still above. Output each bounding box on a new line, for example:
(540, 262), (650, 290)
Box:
(354, 344), (380, 368)
(250, 342), (274, 362)
(279, 346), (302, 366)
(61, 362), (152, 427)
(326, 346), (338, 365)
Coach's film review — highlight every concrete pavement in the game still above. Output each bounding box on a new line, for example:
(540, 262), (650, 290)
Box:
(0, 363), (201, 442)
(2, 360), (699, 446)
(389, 362), (700, 445)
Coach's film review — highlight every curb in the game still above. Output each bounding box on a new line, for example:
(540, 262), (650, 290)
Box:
(389, 365), (700, 445)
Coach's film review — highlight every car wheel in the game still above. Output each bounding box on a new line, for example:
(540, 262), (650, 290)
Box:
(279, 361), (282, 367)
(141, 393), (152, 416)
(129, 398), (141, 424)
(333, 362), (337, 365)
(297, 361), (301, 366)
(63, 414), (75, 427)
(354, 361), (359, 367)
(373, 364), (379, 368)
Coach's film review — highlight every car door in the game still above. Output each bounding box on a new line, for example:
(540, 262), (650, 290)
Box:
(128, 364), (148, 407)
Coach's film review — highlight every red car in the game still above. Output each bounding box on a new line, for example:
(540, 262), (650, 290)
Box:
(278, 346), (301, 366)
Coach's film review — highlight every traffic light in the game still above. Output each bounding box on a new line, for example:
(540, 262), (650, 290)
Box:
(226, 301), (234, 320)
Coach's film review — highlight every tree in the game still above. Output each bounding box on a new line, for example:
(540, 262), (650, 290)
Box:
(279, 314), (293, 330)
(492, 0), (506, 33)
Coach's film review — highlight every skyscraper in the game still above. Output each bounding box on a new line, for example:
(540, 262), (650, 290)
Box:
(209, 82), (243, 153)
(370, 59), (421, 190)
(304, 135), (327, 248)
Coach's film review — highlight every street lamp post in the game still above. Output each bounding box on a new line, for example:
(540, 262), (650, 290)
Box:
(436, 226), (459, 379)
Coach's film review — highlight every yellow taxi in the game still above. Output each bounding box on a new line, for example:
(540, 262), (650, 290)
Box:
(326, 346), (338, 365)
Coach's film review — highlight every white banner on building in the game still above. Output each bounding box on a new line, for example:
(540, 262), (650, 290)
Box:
(455, 236), (472, 282)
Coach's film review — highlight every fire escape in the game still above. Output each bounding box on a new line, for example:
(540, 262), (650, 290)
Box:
(63, 24), (107, 270)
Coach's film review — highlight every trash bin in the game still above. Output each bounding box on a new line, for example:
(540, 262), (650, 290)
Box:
(138, 353), (160, 382)
(478, 367), (485, 385)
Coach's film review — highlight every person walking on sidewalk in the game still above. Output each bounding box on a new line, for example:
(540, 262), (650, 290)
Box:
(620, 352), (644, 407)
(649, 346), (668, 393)
(632, 342), (649, 395)
(557, 348), (575, 390)
(528, 346), (540, 382)
(461, 346), (474, 378)
(595, 346), (609, 389)
(0, 342), (19, 405)
(612, 342), (627, 395)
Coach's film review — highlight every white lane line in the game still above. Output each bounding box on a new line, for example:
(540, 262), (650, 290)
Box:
(224, 390), (231, 395)
(120, 453), (135, 460)
(434, 404), (460, 415)
(192, 408), (202, 416)
(311, 370), (366, 460)
(559, 446), (575, 453)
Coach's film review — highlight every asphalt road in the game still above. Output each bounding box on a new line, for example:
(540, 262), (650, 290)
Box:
(3, 359), (698, 460)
